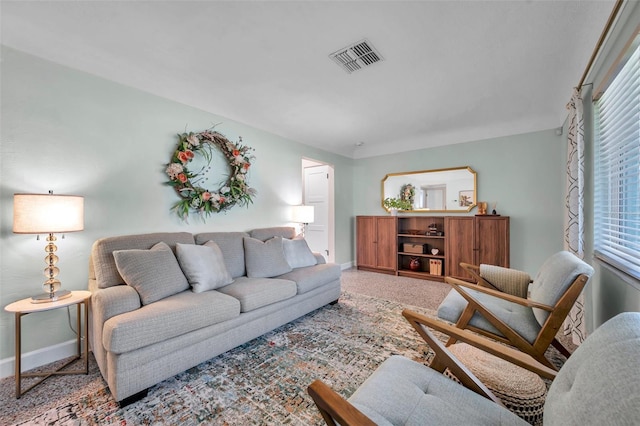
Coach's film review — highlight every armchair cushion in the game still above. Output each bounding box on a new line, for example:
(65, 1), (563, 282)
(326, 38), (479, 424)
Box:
(348, 355), (525, 425)
(529, 251), (594, 326)
(543, 312), (640, 424)
(438, 288), (541, 344)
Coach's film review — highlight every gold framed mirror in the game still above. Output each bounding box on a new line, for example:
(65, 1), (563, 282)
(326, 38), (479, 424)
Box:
(381, 166), (477, 213)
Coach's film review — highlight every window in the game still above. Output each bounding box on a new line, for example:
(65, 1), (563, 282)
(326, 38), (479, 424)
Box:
(594, 36), (640, 281)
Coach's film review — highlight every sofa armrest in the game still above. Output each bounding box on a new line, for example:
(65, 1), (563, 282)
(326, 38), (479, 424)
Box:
(92, 285), (141, 325)
(313, 252), (326, 264)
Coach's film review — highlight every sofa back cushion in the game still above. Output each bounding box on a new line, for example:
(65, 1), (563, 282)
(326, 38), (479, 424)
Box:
(113, 242), (189, 305)
(194, 232), (249, 278)
(249, 227), (296, 241)
(90, 232), (195, 289)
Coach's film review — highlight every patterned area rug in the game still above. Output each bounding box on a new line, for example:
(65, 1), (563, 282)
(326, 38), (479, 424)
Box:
(5, 292), (437, 425)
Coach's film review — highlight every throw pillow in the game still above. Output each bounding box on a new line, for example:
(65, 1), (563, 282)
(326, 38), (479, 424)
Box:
(176, 241), (234, 293)
(113, 241), (189, 305)
(243, 236), (292, 278)
(282, 237), (318, 269)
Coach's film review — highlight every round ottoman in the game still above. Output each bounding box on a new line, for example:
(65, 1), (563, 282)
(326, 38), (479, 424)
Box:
(445, 343), (548, 425)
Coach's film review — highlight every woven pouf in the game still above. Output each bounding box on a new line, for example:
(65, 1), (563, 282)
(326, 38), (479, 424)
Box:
(445, 343), (547, 425)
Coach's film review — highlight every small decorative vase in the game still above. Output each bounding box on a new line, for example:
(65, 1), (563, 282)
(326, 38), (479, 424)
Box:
(390, 208), (398, 216)
(409, 257), (420, 271)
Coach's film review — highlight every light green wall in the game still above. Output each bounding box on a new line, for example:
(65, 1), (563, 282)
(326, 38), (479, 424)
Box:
(0, 47), (353, 360)
(353, 129), (566, 274)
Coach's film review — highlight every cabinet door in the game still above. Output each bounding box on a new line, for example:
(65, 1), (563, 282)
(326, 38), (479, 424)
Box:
(476, 216), (510, 267)
(356, 216), (377, 268)
(445, 217), (475, 280)
(375, 216), (397, 270)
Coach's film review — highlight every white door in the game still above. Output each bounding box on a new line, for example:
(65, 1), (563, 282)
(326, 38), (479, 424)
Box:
(304, 164), (333, 262)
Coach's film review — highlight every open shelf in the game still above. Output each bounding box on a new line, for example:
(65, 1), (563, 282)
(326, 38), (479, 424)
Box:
(397, 215), (446, 280)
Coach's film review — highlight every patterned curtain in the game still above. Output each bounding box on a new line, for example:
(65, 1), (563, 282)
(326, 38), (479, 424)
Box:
(563, 87), (586, 344)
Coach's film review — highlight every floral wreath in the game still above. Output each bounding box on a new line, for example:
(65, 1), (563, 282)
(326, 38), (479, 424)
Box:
(165, 129), (256, 220)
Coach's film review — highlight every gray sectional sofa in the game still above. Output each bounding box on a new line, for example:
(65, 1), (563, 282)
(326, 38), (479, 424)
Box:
(87, 227), (341, 403)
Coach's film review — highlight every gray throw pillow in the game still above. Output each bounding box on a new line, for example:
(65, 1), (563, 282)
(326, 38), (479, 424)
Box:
(243, 236), (292, 278)
(176, 241), (234, 293)
(113, 242), (189, 305)
(282, 237), (318, 269)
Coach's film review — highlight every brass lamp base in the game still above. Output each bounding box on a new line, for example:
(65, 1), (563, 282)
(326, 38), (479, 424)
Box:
(31, 289), (72, 304)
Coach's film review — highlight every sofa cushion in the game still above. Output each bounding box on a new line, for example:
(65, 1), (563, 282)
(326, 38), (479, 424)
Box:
(217, 276), (297, 312)
(103, 290), (241, 354)
(176, 241), (233, 293)
(282, 237), (318, 269)
(249, 226), (296, 242)
(244, 236), (292, 278)
(194, 232), (249, 278)
(113, 242), (189, 305)
(90, 232), (195, 289)
(277, 263), (341, 294)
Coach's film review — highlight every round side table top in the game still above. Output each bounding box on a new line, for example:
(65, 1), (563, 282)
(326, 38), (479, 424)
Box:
(4, 290), (91, 314)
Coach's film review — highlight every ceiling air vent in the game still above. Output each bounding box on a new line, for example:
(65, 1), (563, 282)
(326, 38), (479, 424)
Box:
(329, 39), (383, 74)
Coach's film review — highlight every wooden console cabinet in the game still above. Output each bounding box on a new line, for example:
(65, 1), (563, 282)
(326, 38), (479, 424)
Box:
(356, 215), (509, 281)
(445, 216), (510, 280)
(356, 216), (396, 273)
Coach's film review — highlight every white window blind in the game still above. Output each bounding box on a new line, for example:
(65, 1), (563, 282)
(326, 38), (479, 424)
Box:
(594, 38), (640, 281)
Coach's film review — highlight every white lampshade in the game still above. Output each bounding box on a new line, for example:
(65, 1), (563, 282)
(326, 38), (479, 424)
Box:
(292, 205), (314, 224)
(13, 193), (84, 234)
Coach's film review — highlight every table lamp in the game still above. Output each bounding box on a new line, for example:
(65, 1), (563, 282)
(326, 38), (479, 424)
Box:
(13, 191), (84, 303)
(292, 205), (314, 237)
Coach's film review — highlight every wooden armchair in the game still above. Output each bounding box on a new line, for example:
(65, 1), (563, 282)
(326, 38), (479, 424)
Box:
(308, 311), (640, 425)
(308, 309), (550, 426)
(438, 251), (594, 370)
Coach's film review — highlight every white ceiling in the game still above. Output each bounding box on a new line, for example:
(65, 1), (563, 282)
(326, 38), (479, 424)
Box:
(1, 0), (615, 159)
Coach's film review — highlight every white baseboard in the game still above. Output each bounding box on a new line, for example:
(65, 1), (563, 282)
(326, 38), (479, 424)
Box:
(0, 339), (77, 379)
(340, 261), (354, 270)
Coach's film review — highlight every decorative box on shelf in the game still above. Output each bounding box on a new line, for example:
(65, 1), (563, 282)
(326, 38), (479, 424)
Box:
(403, 243), (427, 254)
(429, 259), (443, 275)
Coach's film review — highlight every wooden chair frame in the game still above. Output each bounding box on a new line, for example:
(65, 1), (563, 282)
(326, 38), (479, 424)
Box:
(308, 309), (556, 426)
(443, 272), (590, 369)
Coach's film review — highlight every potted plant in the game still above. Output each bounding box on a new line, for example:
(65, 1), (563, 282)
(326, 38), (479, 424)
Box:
(383, 197), (412, 215)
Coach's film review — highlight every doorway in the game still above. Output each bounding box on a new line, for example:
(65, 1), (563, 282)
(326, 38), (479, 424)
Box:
(302, 158), (335, 263)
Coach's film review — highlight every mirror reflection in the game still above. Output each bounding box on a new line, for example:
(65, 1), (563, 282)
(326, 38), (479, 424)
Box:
(381, 167), (477, 212)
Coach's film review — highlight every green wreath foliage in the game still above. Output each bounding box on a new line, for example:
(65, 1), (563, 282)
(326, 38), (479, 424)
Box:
(165, 129), (256, 220)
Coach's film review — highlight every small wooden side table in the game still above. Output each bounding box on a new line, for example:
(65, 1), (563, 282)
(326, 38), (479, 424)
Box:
(4, 290), (91, 398)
